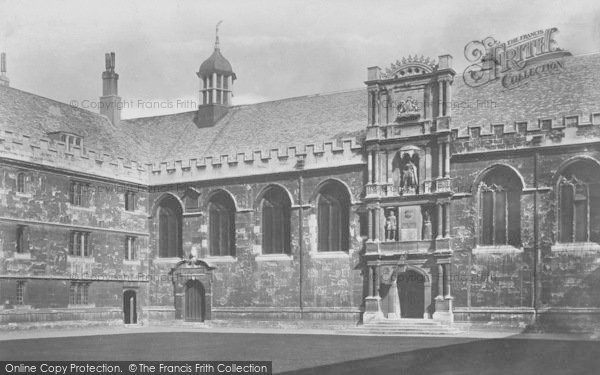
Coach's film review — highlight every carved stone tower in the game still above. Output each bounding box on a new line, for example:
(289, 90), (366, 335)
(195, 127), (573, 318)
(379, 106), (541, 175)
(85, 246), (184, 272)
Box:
(362, 54), (456, 324)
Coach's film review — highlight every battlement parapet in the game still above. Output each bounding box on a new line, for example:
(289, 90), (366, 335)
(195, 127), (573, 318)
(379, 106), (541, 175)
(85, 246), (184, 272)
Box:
(148, 137), (364, 185)
(452, 111), (600, 154)
(0, 130), (148, 184)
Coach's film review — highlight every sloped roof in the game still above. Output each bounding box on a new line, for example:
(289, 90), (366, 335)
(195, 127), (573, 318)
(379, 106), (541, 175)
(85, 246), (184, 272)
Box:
(2, 52), (600, 168)
(121, 89), (368, 163)
(0, 84), (146, 161)
(451, 53), (600, 131)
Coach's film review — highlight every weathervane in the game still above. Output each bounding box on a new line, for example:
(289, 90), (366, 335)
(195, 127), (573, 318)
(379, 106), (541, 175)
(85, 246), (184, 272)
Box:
(215, 20), (223, 50)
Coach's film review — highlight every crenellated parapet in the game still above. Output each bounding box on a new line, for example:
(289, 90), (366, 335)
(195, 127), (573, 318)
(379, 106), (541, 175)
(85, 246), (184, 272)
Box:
(1, 130), (365, 186)
(148, 138), (364, 185)
(0, 130), (148, 184)
(452, 112), (600, 155)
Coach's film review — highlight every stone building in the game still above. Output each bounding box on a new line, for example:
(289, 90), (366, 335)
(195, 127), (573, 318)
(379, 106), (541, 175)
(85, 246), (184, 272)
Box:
(1, 33), (600, 332)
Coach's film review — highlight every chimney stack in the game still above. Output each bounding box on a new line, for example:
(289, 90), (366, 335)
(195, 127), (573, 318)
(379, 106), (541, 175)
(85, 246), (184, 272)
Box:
(0, 53), (10, 87)
(100, 52), (121, 126)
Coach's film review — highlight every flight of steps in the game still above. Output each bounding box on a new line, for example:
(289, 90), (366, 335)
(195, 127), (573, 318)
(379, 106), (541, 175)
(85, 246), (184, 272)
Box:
(342, 318), (460, 336)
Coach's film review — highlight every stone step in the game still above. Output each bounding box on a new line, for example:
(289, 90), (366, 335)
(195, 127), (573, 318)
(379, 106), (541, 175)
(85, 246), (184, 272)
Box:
(365, 320), (440, 326)
(344, 327), (460, 335)
(342, 319), (460, 335)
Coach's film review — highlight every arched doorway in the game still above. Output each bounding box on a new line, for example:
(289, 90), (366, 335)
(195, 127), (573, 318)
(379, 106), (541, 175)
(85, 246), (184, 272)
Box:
(123, 290), (137, 324)
(184, 280), (205, 322)
(398, 270), (425, 318)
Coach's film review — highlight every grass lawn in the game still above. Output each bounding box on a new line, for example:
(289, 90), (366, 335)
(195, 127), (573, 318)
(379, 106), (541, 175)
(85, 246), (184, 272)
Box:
(1, 332), (599, 374)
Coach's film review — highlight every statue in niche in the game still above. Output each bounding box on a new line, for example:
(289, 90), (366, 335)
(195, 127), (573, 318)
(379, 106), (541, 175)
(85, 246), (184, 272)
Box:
(401, 160), (419, 194)
(385, 210), (397, 241)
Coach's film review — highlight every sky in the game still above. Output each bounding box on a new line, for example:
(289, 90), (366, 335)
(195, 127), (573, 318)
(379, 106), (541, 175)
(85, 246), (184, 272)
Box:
(1, 0), (600, 118)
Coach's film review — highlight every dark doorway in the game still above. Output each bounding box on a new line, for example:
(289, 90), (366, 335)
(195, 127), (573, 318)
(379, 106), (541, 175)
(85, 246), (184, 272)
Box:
(398, 270), (425, 318)
(123, 290), (137, 324)
(184, 280), (205, 322)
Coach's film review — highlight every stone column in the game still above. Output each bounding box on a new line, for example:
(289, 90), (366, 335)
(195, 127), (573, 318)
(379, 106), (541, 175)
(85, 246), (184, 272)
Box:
(363, 264), (383, 322)
(379, 207), (386, 242)
(445, 143), (450, 178)
(368, 266), (374, 297)
(436, 204), (443, 240)
(437, 264), (444, 298)
(374, 207), (380, 241)
(373, 151), (379, 185)
(375, 92), (380, 125)
(425, 146), (432, 193)
(367, 209), (373, 241)
(444, 203), (451, 238)
(367, 152), (373, 184)
(438, 80), (443, 117)
(443, 263), (452, 298)
(438, 143), (444, 179)
(446, 80), (452, 116)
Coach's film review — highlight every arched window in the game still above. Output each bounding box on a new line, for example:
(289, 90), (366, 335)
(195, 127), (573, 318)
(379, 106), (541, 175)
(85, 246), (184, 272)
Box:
(158, 195), (183, 258)
(558, 160), (600, 243)
(16, 172), (25, 193)
(208, 191), (236, 257)
(479, 166), (522, 247)
(261, 186), (291, 254)
(317, 182), (350, 252)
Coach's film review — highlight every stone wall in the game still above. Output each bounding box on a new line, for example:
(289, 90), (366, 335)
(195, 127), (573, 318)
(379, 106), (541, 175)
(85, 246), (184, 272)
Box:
(147, 168), (365, 321)
(0, 160), (149, 322)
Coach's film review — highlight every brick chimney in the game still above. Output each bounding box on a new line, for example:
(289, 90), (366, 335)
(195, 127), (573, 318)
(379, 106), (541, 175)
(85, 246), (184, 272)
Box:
(100, 52), (121, 126)
(0, 53), (10, 87)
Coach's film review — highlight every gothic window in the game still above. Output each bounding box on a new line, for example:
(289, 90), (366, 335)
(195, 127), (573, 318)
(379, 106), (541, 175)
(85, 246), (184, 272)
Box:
(261, 187), (291, 255)
(208, 191), (236, 257)
(158, 195), (183, 258)
(558, 160), (600, 243)
(479, 166), (522, 247)
(317, 182), (350, 252)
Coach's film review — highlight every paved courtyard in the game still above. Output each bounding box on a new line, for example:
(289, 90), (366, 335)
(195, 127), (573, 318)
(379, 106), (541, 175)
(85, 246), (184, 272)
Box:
(0, 328), (599, 374)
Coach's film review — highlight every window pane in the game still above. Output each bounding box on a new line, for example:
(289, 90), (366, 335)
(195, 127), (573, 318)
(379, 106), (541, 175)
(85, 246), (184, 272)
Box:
(273, 205), (284, 253)
(494, 191), (507, 245)
(481, 191), (494, 245)
(318, 198), (330, 251)
(330, 200), (341, 251)
(159, 212), (169, 257)
(220, 208), (230, 256)
(560, 184), (574, 243)
(263, 204), (273, 254)
(590, 183), (600, 242)
(209, 208), (219, 256)
(574, 197), (588, 242)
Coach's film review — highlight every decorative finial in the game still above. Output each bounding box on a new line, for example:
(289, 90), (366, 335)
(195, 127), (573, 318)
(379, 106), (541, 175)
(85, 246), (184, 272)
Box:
(215, 20), (223, 50)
